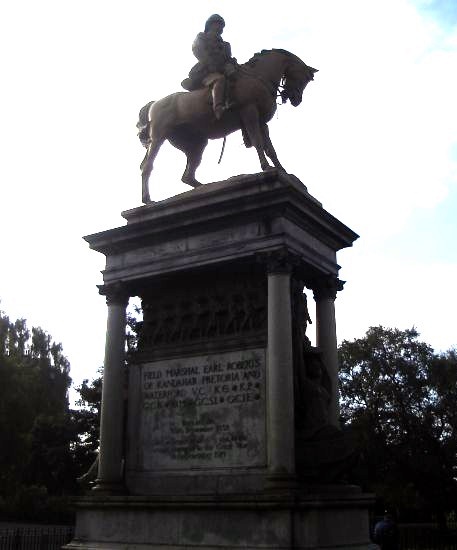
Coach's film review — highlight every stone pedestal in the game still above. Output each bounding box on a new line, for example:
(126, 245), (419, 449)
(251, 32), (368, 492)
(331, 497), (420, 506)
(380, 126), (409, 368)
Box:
(67, 489), (377, 550)
(67, 171), (376, 549)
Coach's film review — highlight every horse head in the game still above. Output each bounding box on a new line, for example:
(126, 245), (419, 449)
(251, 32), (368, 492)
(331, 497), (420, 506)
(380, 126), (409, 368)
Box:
(280, 51), (318, 107)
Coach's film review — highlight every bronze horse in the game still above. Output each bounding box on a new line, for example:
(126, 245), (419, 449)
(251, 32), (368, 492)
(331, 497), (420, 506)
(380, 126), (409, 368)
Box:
(138, 49), (317, 203)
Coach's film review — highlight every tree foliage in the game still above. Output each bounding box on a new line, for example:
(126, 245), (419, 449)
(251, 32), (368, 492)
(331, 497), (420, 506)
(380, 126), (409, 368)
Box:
(72, 372), (102, 468)
(0, 303), (138, 521)
(0, 307), (81, 521)
(339, 326), (457, 523)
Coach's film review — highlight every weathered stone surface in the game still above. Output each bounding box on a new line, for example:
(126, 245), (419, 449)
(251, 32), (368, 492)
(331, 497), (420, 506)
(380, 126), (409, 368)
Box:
(134, 348), (266, 471)
(65, 491), (378, 549)
(74, 172), (374, 549)
(137, 269), (268, 358)
(84, 171), (358, 289)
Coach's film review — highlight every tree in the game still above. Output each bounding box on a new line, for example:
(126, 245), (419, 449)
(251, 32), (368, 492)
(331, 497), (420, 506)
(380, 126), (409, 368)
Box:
(339, 326), (457, 524)
(69, 305), (139, 483)
(0, 306), (77, 521)
(72, 372), (102, 474)
(0, 303), (136, 520)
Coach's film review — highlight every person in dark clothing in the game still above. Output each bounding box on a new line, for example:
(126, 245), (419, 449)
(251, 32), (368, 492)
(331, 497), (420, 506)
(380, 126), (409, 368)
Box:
(373, 513), (399, 550)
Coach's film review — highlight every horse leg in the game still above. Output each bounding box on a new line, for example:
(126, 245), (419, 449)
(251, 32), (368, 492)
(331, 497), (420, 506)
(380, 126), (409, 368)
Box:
(262, 123), (285, 171)
(169, 133), (208, 188)
(141, 138), (164, 203)
(182, 137), (207, 187)
(240, 105), (271, 171)
(140, 150), (151, 202)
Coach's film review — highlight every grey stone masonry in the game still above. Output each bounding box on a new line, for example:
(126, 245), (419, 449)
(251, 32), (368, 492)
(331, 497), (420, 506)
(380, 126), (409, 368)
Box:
(71, 172), (375, 550)
(84, 170), (358, 289)
(84, 171), (359, 496)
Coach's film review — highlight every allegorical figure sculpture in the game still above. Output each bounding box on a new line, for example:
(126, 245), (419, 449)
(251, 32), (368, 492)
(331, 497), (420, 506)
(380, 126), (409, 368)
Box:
(137, 15), (317, 203)
(291, 281), (357, 481)
(181, 14), (237, 120)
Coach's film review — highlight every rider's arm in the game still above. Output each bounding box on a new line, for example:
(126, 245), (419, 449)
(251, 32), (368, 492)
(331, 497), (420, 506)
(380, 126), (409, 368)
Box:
(225, 41), (232, 59)
(192, 33), (210, 62)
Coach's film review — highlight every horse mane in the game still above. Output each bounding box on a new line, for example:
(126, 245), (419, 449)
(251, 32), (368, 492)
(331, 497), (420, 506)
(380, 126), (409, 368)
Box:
(246, 48), (305, 67)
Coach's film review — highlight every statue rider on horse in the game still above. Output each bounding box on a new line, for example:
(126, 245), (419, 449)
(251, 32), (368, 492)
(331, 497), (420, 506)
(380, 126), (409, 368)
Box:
(181, 14), (237, 120)
(138, 14), (317, 202)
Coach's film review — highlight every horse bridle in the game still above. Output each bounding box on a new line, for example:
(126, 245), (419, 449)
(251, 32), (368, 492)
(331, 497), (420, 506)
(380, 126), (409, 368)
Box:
(235, 64), (285, 103)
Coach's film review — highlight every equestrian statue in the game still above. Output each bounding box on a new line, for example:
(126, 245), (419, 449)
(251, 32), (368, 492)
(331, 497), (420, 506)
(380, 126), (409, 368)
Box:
(137, 14), (317, 203)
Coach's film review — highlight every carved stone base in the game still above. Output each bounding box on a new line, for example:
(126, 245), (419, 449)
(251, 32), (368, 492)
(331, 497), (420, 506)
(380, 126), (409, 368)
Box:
(65, 489), (377, 549)
(80, 172), (368, 548)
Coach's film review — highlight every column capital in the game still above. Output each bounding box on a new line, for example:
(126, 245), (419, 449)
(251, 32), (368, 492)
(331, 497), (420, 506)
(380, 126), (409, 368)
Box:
(312, 276), (345, 301)
(257, 248), (301, 275)
(98, 283), (130, 307)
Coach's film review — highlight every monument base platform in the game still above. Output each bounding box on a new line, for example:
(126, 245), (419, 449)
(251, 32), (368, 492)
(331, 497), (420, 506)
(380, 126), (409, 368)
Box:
(77, 172), (374, 549)
(65, 488), (377, 550)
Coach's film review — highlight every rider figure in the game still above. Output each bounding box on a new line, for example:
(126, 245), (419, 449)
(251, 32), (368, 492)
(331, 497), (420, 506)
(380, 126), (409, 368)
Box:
(181, 14), (236, 120)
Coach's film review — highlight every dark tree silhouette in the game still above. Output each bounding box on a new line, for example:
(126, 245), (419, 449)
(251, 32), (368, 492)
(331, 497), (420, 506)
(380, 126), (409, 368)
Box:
(339, 326), (457, 524)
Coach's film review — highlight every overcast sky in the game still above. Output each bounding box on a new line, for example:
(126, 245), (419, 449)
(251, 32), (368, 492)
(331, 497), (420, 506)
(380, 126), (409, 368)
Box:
(1, 0), (456, 400)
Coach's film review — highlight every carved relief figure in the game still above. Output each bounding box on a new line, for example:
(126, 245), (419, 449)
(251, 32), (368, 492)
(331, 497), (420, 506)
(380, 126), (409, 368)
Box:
(138, 278), (267, 351)
(290, 277), (356, 480)
(291, 279), (313, 419)
(300, 349), (332, 439)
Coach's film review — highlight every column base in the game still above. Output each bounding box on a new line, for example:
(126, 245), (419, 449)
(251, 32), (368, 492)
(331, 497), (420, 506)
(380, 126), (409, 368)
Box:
(91, 479), (127, 495)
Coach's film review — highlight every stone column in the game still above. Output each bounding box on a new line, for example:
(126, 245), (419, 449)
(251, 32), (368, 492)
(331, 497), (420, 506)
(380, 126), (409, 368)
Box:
(93, 284), (129, 493)
(313, 277), (344, 427)
(266, 252), (296, 481)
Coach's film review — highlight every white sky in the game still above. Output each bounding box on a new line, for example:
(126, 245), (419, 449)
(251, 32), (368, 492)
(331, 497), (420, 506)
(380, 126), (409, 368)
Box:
(1, 0), (456, 401)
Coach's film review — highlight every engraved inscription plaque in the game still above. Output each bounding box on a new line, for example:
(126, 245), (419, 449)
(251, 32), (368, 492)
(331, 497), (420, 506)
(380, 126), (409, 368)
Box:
(140, 348), (266, 470)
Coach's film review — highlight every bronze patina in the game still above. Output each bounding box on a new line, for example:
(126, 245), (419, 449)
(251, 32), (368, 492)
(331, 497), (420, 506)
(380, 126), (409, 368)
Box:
(181, 14), (236, 120)
(138, 16), (317, 203)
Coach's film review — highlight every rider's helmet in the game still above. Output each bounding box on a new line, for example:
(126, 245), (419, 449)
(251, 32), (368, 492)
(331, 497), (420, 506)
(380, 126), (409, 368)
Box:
(204, 14), (225, 32)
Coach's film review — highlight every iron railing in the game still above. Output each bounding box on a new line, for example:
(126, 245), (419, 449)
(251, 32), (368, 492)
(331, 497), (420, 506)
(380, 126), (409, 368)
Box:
(399, 523), (457, 549)
(0, 526), (74, 550)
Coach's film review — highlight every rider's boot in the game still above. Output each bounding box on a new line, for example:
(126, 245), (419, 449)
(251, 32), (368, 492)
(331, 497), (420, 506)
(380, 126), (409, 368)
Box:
(212, 77), (226, 120)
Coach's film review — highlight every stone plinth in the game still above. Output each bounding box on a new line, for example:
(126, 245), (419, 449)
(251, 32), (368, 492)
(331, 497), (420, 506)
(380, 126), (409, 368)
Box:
(67, 171), (377, 549)
(87, 171), (354, 285)
(66, 490), (377, 550)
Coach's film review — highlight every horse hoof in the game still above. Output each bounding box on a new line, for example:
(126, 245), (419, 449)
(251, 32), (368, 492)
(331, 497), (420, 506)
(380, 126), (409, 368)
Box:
(182, 177), (202, 188)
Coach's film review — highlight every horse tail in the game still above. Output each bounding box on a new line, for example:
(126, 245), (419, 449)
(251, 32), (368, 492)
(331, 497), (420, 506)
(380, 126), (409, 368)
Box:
(137, 100), (155, 148)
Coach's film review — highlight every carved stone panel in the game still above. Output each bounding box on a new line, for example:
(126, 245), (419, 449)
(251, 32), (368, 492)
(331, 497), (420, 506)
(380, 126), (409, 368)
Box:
(137, 348), (266, 471)
(138, 273), (267, 353)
